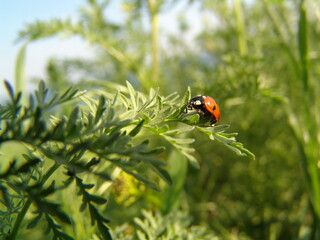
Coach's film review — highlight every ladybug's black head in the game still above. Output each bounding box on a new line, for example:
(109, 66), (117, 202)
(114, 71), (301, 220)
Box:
(187, 95), (205, 110)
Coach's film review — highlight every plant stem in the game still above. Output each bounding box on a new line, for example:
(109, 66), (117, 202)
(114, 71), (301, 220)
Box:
(41, 162), (60, 184)
(8, 163), (60, 240)
(8, 198), (32, 239)
(14, 43), (28, 105)
(234, 0), (247, 56)
(148, 0), (160, 85)
(298, 0), (320, 237)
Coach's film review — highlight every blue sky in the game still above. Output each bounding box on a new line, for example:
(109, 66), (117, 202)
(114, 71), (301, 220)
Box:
(0, 0), (205, 98)
(1, 1), (110, 89)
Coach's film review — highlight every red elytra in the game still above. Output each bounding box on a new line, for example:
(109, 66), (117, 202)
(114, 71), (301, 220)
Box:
(203, 96), (220, 121)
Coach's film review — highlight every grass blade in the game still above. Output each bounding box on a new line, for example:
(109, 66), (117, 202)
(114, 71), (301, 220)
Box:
(15, 43), (28, 103)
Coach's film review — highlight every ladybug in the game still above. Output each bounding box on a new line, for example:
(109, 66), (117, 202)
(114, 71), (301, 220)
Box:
(187, 95), (220, 124)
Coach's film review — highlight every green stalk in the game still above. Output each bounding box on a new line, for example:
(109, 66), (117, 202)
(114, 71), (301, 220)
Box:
(8, 198), (32, 240)
(14, 43), (28, 105)
(298, 0), (310, 97)
(234, 0), (247, 56)
(298, 0), (320, 236)
(147, 0), (160, 85)
(9, 163), (60, 239)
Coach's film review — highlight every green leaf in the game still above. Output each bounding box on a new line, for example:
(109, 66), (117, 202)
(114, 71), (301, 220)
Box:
(39, 181), (56, 197)
(57, 231), (75, 240)
(161, 151), (188, 214)
(51, 207), (72, 224)
(157, 125), (170, 133)
(65, 107), (80, 137)
(163, 91), (179, 103)
(164, 126), (194, 135)
(185, 154), (199, 169)
(82, 183), (95, 189)
(47, 92), (59, 106)
(89, 195), (107, 205)
(59, 86), (77, 102)
(27, 213), (43, 229)
(80, 202), (86, 212)
(85, 157), (100, 168)
(36, 199), (72, 224)
(138, 88), (158, 113)
(184, 113), (200, 123)
(119, 92), (130, 109)
(0, 185), (10, 208)
(94, 95), (106, 124)
(126, 80), (137, 110)
(179, 87), (191, 108)
(15, 43), (27, 97)
(0, 160), (16, 178)
(141, 146), (166, 155)
(17, 158), (41, 173)
(129, 119), (145, 137)
(67, 107), (79, 128)
(88, 204), (98, 225)
(51, 120), (66, 139)
(4, 80), (15, 100)
(35, 81), (48, 104)
(211, 124), (230, 132)
(150, 166), (173, 185)
(162, 135), (194, 145)
(124, 169), (161, 191)
(131, 155), (166, 167)
(14, 92), (22, 105)
(214, 132), (236, 144)
(97, 222), (113, 240)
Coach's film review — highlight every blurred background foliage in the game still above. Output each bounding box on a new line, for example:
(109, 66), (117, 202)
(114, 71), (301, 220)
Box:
(3, 0), (320, 239)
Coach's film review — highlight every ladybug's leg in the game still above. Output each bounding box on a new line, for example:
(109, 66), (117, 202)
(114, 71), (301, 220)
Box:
(210, 117), (217, 125)
(184, 105), (189, 113)
(185, 102), (193, 113)
(195, 109), (205, 116)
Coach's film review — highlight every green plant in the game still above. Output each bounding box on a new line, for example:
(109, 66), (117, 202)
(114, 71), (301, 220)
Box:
(112, 209), (222, 240)
(0, 80), (253, 239)
(11, 0), (319, 238)
(288, 0), (320, 237)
